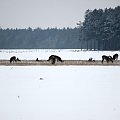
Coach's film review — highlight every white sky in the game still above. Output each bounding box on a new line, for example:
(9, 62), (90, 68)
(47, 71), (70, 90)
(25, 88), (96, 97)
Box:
(0, 0), (120, 29)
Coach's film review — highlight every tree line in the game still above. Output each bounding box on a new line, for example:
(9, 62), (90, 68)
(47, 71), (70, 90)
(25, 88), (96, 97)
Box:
(78, 6), (120, 50)
(0, 6), (120, 50)
(0, 27), (80, 49)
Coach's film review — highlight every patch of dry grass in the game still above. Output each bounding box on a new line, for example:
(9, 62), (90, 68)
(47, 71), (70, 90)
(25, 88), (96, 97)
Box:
(0, 60), (120, 66)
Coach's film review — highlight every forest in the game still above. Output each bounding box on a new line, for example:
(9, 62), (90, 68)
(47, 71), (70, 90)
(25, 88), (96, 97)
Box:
(0, 6), (120, 50)
(0, 27), (79, 49)
(79, 6), (120, 50)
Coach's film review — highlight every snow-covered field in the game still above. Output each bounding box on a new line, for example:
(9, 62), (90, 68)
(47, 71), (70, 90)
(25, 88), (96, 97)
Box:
(0, 49), (120, 60)
(0, 49), (120, 120)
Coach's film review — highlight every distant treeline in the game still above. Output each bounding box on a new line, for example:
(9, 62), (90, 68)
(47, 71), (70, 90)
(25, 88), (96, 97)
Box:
(0, 27), (80, 49)
(0, 6), (120, 50)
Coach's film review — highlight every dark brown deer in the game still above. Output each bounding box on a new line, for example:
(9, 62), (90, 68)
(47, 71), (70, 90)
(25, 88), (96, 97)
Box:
(10, 56), (17, 63)
(47, 55), (63, 64)
(101, 55), (113, 63)
(113, 54), (118, 60)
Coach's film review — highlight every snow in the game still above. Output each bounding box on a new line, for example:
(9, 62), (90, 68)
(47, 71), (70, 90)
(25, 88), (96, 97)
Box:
(0, 49), (120, 120)
(0, 66), (120, 120)
(0, 49), (120, 60)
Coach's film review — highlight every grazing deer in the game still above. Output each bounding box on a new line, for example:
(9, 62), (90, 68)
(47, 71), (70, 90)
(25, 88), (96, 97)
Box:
(101, 55), (113, 63)
(113, 54), (118, 60)
(10, 56), (17, 63)
(47, 55), (63, 64)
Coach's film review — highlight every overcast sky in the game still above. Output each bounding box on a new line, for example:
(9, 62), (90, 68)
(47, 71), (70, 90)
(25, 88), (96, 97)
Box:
(0, 0), (119, 29)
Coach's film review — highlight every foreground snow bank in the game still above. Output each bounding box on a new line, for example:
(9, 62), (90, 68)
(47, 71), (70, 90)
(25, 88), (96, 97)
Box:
(0, 66), (120, 120)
